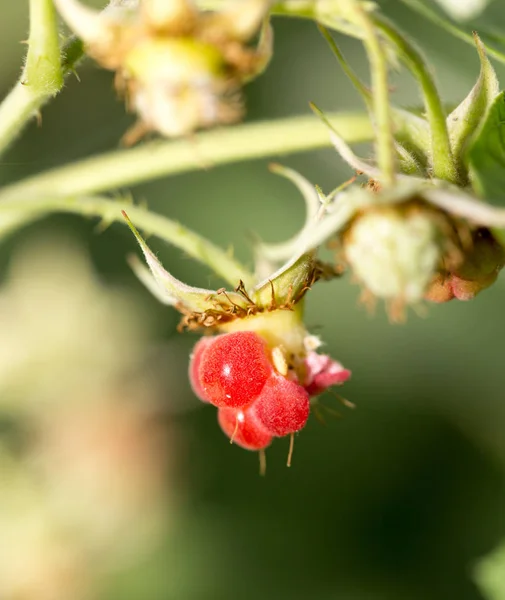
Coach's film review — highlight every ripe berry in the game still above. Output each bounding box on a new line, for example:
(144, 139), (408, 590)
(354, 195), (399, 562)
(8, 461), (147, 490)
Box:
(198, 331), (273, 408)
(188, 336), (216, 402)
(218, 406), (273, 451)
(254, 374), (310, 437)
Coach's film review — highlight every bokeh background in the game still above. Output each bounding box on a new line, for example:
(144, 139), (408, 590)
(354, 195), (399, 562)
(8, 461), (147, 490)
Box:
(1, 1), (505, 599)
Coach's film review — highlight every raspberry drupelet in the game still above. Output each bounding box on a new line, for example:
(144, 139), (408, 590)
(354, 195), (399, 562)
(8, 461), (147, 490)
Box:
(217, 405), (273, 451)
(189, 328), (351, 454)
(197, 331), (273, 408)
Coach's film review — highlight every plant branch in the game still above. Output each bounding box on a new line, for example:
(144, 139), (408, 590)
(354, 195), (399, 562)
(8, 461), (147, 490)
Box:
(342, 1), (395, 185)
(0, 0), (65, 157)
(0, 194), (255, 289)
(371, 15), (457, 183)
(0, 112), (373, 201)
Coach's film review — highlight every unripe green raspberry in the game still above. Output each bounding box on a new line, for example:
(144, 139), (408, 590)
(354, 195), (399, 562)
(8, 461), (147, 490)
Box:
(344, 206), (442, 304)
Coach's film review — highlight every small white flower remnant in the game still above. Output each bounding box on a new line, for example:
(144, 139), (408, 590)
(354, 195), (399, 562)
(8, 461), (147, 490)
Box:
(55, 0), (272, 142)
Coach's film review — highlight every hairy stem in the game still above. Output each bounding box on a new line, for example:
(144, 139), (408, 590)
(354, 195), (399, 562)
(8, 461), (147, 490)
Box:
(0, 195), (255, 288)
(342, 1), (395, 184)
(0, 112), (373, 200)
(0, 0), (64, 156)
(372, 15), (457, 183)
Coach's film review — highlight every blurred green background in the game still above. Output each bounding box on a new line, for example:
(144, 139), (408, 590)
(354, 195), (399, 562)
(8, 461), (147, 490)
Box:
(2, 1), (505, 599)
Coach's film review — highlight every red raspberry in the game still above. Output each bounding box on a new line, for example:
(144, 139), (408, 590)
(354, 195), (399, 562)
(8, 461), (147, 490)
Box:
(254, 374), (310, 437)
(198, 331), (273, 408)
(218, 406), (273, 451)
(188, 336), (216, 402)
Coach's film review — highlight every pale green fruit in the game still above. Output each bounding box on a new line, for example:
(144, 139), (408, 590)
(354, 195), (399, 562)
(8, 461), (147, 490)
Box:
(345, 207), (442, 303)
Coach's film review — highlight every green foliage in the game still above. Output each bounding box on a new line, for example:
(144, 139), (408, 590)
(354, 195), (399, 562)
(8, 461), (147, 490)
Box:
(467, 92), (505, 205)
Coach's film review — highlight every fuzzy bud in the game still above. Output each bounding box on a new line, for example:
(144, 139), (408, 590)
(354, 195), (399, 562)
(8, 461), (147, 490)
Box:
(344, 206), (442, 304)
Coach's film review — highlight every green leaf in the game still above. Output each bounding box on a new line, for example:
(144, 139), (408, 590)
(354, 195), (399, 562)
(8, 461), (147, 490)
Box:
(447, 33), (499, 177)
(466, 92), (505, 205)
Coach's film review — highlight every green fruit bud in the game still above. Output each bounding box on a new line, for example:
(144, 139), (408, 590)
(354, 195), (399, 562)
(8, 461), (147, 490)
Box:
(344, 206), (442, 304)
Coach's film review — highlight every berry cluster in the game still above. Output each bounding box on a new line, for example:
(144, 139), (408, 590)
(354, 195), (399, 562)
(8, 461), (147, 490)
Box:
(189, 330), (351, 453)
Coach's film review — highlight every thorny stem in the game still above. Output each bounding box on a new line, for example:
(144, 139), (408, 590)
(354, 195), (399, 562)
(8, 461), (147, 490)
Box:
(0, 112), (373, 200)
(0, 194), (255, 289)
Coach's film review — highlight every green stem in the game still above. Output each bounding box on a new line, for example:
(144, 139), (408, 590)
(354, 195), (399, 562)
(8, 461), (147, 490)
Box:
(201, 0), (456, 182)
(0, 112), (373, 200)
(0, 195), (255, 289)
(0, 0), (64, 156)
(343, 1), (395, 185)
(0, 85), (45, 158)
(372, 15), (457, 183)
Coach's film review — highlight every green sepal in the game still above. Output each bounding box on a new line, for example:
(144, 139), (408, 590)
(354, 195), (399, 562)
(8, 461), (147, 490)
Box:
(252, 252), (316, 309)
(253, 164), (322, 270)
(396, 143), (423, 175)
(447, 33), (500, 178)
(466, 91), (505, 205)
(122, 211), (249, 313)
(393, 108), (431, 168)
